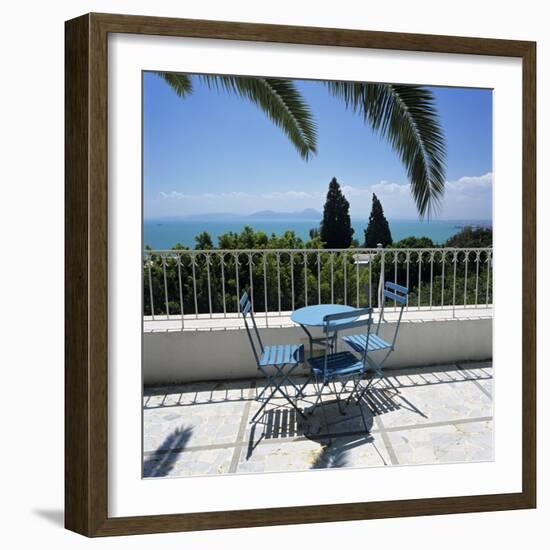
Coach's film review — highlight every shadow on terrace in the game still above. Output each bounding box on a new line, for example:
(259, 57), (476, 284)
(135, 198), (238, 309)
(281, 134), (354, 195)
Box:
(143, 362), (493, 478)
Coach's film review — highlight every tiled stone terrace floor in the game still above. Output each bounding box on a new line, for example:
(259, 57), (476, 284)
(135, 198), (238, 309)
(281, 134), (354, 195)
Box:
(143, 361), (493, 478)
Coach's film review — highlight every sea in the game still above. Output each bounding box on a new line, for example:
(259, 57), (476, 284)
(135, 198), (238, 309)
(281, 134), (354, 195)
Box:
(143, 218), (492, 249)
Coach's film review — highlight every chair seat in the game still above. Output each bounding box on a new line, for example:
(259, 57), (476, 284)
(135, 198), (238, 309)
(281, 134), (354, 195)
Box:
(259, 344), (304, 367)
(343, 333), (392, 353)
(308, 351), (365, 380)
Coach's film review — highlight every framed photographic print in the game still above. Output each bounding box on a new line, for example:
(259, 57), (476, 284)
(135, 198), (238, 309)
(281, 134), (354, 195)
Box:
(65, 13), (536, 537)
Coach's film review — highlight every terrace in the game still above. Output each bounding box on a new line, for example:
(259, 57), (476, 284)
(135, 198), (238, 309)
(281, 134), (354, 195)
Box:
(142, 246), (493, 476)
(144, 362), (493, 477)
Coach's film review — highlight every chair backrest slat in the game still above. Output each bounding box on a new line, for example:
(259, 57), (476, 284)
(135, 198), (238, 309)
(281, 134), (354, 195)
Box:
(322, 308), (374, 374)
(385, 281), (409, 294)
(242, 300), (252, 315)
(323, 317), (373, 334)
(323, 307), (371, 323)
(378, 280), (410, 347)
(379, 281), (408, 324)
(239, 290), (264, 367)
(240, 291), (251, 313)
(322, 307), (372, 334)
(383, 289), (407, 305)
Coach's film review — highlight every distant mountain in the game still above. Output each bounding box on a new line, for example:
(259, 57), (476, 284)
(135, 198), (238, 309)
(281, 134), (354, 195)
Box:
(183, 212), (241, 221)
(161, 209), (323, 221)
(247, 208), (322, 220)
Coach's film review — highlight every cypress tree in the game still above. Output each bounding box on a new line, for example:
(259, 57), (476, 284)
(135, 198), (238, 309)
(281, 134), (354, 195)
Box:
(363, 193), (393, 247)
(319, 177), (354, 248)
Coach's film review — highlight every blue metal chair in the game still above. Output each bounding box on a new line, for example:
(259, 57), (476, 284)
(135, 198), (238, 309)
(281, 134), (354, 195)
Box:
(343, 281), (409, 391)
(239, 291), (306, 423)
(307, 308), (374, 443)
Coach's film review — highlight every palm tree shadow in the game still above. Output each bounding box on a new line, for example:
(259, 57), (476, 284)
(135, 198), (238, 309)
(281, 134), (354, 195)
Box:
(143, 426), (193, 478)
(311, 445), (350, 469)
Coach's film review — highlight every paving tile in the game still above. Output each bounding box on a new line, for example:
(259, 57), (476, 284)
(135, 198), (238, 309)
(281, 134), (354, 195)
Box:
(375, 366), (493, 429)
(144, 447), (234, 478)
(320, 433), (392, 468)
(244, 386), (378, 443)
(386, 420), (493, 466)
(458, 362), (493, 399)
(237, 429), (391, 474)
(143, 400), (247, 452)
(142, 361), (494, 478)
(144, 380), (253, 408)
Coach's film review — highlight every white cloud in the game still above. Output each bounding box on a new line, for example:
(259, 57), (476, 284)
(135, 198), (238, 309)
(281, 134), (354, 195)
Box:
(340, 185), (369, 197)
(153, 187), (324, 217)
(342, 173), (492, 218)
(159, 191), (187, 199)
(261, 190), (320, 200)
(446, 172), (493, 191)
(372, 181), (410, 196)
(150, 172), (493, 219)
(342, 181), (410, 198)
(160, 190), (252, 200)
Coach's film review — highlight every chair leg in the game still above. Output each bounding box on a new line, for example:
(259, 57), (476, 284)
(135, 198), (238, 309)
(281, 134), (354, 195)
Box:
(334, 378), (352, 415)
(368, 349), (399, 395)
(250, 390), (273, 423)
(306, 382), (323, 415)
(277, 363), (307, 399)
(308, 379), (326, 425)
(317, 380), (332, 446)
(355, 374), (377, 403)
(270, 364), (308, 420)
(255, 372), (275, 402)
(383, 372), (400, 395)
(346, 375), (362, 405)
(356, 387), (372, 435)
(273, 386), (307, 420)
(250, 368), (290, 423)
(296, 374), (311, 399)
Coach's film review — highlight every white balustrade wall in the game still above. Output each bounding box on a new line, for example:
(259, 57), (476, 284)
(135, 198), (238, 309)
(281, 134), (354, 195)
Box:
(141, 245), (493, 385)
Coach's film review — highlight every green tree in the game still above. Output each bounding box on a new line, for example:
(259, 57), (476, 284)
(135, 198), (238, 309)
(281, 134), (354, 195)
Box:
(319, 177), (354, 248)
(445, 226), (492, 247)
(309, 227), (320, 240)
(159, 74), (446, 217)
(391, 236), (435, 248)
(363, 194), (393, 247)
(194, 231), (214, 249)
(143, 225), (493, 318)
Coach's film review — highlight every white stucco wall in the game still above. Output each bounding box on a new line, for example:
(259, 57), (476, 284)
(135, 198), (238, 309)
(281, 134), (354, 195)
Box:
(143, 317), (492, 385)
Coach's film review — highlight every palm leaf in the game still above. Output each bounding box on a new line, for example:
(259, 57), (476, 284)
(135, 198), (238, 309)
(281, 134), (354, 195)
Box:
(199, 75), (317, 160)
(158, 72), (317, 160)
(157, 72), (193, 98)
(326, 82), (446, 218)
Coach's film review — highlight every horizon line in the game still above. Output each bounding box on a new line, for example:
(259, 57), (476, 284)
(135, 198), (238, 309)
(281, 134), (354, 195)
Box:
(144, 215), (493, 222)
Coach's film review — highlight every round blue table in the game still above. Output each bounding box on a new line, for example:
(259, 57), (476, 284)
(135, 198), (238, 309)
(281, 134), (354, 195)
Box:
(291, 304), (359, 357)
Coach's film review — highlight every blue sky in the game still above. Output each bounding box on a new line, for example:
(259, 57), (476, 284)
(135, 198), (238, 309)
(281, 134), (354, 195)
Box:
(143, 73), (492, 220)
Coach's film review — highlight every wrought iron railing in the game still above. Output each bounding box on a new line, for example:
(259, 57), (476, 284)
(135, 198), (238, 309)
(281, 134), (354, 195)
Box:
(143, 246), (493, 329)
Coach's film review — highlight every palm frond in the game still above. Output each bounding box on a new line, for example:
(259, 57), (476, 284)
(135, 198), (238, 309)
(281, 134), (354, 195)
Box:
(199, 75), (317, 160)
(326, 82), (446, 218)
(157, 72), (193, 98)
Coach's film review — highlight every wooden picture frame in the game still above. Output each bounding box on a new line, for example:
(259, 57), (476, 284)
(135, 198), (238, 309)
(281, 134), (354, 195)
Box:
(65, 12), (536, 537)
